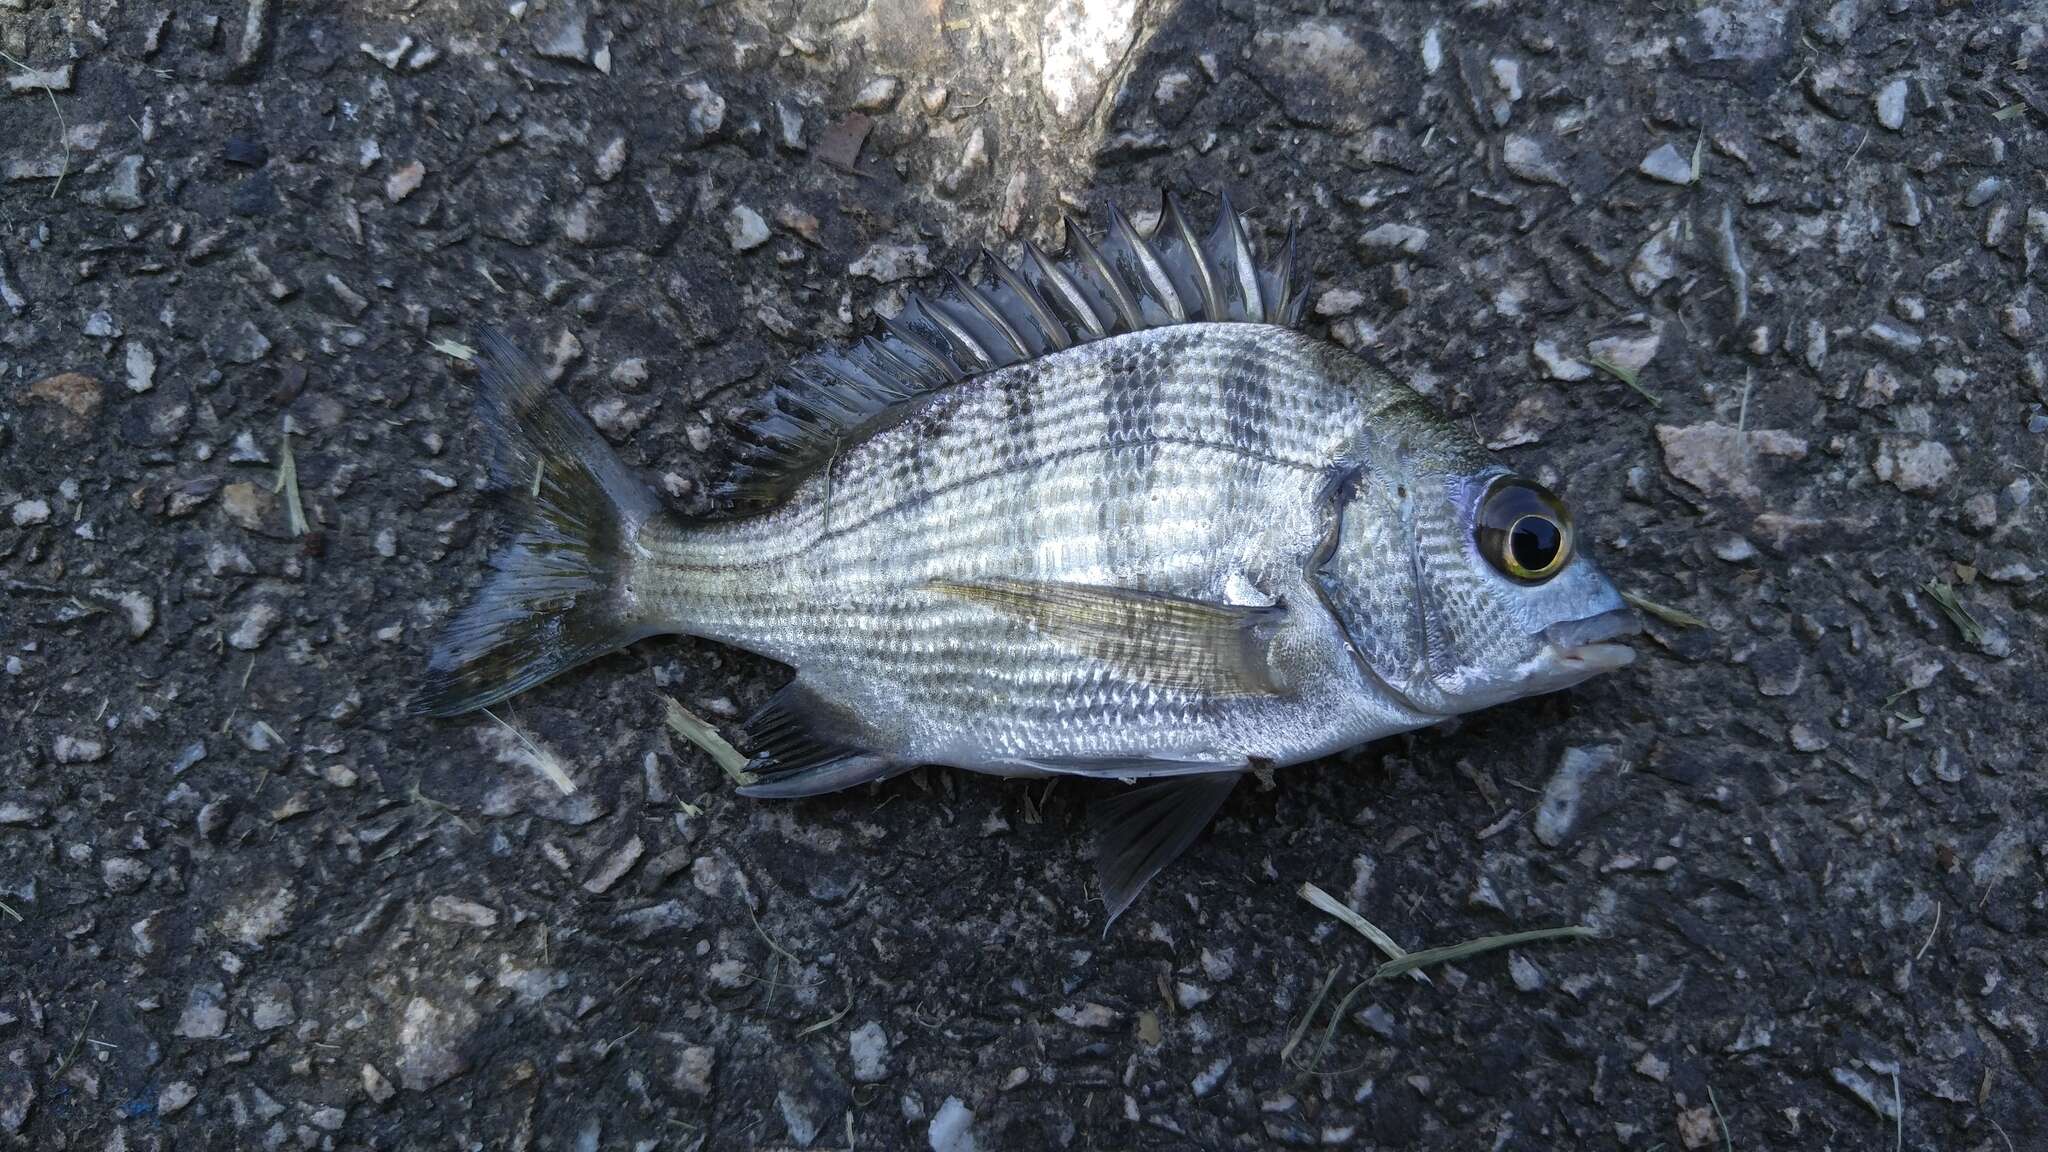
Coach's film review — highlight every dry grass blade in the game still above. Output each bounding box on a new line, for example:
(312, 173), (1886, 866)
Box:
(1920, 579), (1983, 647)
(661, 695), (757, 786)
(1622, 590), (1708, 629)
(1371, 925), (1596, 982)
(1298, 882), (1431, 985)
(796, 984), (854, 1038)
(273, 429), (308, 537)
(0, 897), (20, 922)
(0, 49), (70, 199)
(429, 337), (477, 361)
(1589, 355), (1663, 406)
(1278, 968), (1338, 1066)
(482, 707), (577, 795)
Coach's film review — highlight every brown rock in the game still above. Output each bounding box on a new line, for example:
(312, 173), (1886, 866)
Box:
(1655, 422), (1808, 502)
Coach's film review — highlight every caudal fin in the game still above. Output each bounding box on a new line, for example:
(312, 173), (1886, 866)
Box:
(412, 331), (663, 717)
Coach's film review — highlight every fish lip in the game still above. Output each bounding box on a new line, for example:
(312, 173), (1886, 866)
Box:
(1547, 642), (1636, 673)
(1541, 607), (1642, 652)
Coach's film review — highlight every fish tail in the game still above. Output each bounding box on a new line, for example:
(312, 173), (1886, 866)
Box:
(412, 331), (665, 717)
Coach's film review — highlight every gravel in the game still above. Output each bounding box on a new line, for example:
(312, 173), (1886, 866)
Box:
(2, 1), (2041, 1149)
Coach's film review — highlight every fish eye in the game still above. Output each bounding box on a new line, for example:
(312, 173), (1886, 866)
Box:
(1476, 478), (1572, 583)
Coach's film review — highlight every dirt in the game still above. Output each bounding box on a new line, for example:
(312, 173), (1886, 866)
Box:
(2, 0), (2044, 1148)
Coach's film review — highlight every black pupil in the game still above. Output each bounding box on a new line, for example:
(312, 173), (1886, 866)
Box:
(1510, 516), (1560, 572)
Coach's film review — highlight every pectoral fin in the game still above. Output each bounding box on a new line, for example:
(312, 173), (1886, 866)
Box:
(1092, 771), (1242, 930)
(929, 577), (1284, 696)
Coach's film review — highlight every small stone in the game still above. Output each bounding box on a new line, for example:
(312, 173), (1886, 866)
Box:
(1713, 534), (1757, 562)
(2001, 304), (2033, 343)
(362, 1063), (397, 1105)
(1587, 330), (1661, 377)
(206, 319), (272, 364)
(427, 895), (499, 928)
(852, 76), (900, 111)
(0, 1070), (31, 1134)
(849, 241), (932, 283)
(1629, 219), (1682, 296)
(1040, 0), (1138, 123)
(10, 499), (49, 527)
(1638, 142), (1694, 185)
(124, 341), (157, 393)
(1655, 422), (1808, 501)
(1874, 78), (1907, 130)
(4, 63), (72, 94)
(360, 34), (413, 71)
(53, 735), (107, 764)
(220, 481), (276, 531)
(1751, 640), (1805, 697)
(229, 601), (283, 650)
(778, 1089), (822, 1148)
(1635, 1051), (1670, 1082)
(850, 1021), (890, 1083)
(929, 1097), (978, 1152)
(942, 125), (989, 194)
(0, 801), (47, 826)
(101, 154), (146, 209)
(725, 205), (770, 251)
(176, 983), (229, 1038)
(1789, 723), (1830, 752)
(684, 80), (726, 140)
(1871, 439), (1953, 495)
(1962, 492), (1998, 533)
(158, 1081), (198, 1117)
(671, 1046), (715, 1097)
(1863, 321), (1922, 357)
(83, 309), (120, 338)
(1532, 339), (1593, 382)
(386, 161), (426, 203)
(1676, 1106), (1718, 1150)
(1192, 1056), (1231, 1097)
(249, 980), (296, 1030)
(1534, 745), (1618, 846)
(217, 881), (295, 947)
(397, 996), (480, 1091)
(533, 4), (591, 63)
(582, 835), (645, 894)
(1503, 134), (1567, 186)
(1964, 176), (2002, 209)
(101, 856), (151, 894)
(594, 136), (627, 182)
(1857, 364), (1901, 408)
(28, 371), (105, 422)
(1359, 222), (1428, 256)
(1508, 953), (1545, 992)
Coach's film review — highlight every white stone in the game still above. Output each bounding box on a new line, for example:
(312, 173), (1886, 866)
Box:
(1040, 0), (1138, 122)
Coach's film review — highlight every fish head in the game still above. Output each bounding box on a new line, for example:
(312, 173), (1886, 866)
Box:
(1314, 396), (1638, 718)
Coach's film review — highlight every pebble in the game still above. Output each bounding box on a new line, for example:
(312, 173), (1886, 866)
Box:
(397, 995), (480, 1091)
(594, 136), (627, 182)
(929, 1097), (979, 1152)
(1040, 0), (1138, 122)
(849, 241), (932, 283)
(1534, 745), (1616, 846)
(1964, 176), (2002, 209)
(684, 80), (726, 140)
(1359, 222), (1428, 256)
(532, 4), (592, 63)
(1503, 134), (1567, 186)
(1192, 1055), (1232, 1097)
(1713, 534), (1757, 562)
(1874, 78), (1907, 130)
(1654, 422), (1808, 501)
(1638, 142), (1694, 185)
(1532, 340), (1593, 381)
(582, 835), (644, 894)
(175, 982), (228, 1038)
(101, 155), (146, 210)
(228, 601), (283, 650)
(0, 1072), (30, 1135)
(1587, 329), (1661, 376)
(362, 1063), (397, 1105)
(249, 980), (296, 1029)
(4, 63), (72, 94)
(124, 341), (156, 393)
(725, 205), (770, 251)
(29, 371), (104, 422)
(1629, 219), (1682, 296)
(53, 734), (107, 764)
(427, 895), (499, 928)
(777, 1089), (823, 1147)
(1676, 1106), (1717, 1149)
(1863, 321), (1922, 357)
(852, 76), (900, 112)
(850, 1021), (890, 1083)
(101, 856), (150, 894)
(2000, 304), (2033, 343)
(672, 1045), (716, 1097)
(158, 1081), (198, 1117)
(1508, 953), (1546, 992)
(1871, 438), (1953, 494)
(10, 499), (49, 527)
(386, 161), (427, 203)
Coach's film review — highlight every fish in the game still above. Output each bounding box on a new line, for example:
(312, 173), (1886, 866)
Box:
(416, 191), (1639, 924)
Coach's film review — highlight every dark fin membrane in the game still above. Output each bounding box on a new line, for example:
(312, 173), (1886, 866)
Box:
(1092, 771), (1243, 930)
(734, 681), (904, 798)
(928, 577), (1286, 697)
(412, 331), (664, 717)
(715, 190), (1307, 510)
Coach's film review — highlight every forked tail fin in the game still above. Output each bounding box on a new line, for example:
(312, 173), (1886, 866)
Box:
(412, 331), (663, 717)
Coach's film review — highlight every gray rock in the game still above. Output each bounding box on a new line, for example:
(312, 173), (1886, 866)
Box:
(53, 734), (107, 764)
(102, 155), (147, 209)
(1638, 142), (1694, 185)
(1359, 222), (1429, 256)
(0, 1070), (31, 1134)
(594, 136), (628, 182)
(1683, 0), (1795, 71)
(1874, 78), (1907, 130)
(1655, 422), (1808, 501)
(206, 319), (272, 364)
(672, 1045), (715, 1097)
(1041, 0), (1137, 123)
(1871, 439), (1953, 495)
(852, 76), (900, 112)
(726, 205), (770, 252)
(1629, 219), (1683, 296)
(778, 1087), (823, 1147)
(362, 1063), (397, 1105)
(850, 1021), (890, 1083)
(1534, 745), (1618, 846)
(249, 980), (296, 1029)
(929, 1097), (978, 1152)
(1532, 340), (1594, 382)
(176, 982), (228, 1038)
(102, 856), (150, 894)
(158, 1081), (197, 1117)
(228, 601), (283, 650)
(124, 341), (156, 393)
(582, 835), (644, 894)
(849, 241), (932, 283)
(427, 895), (499, 928)
(683, 80), (725, 141)
(1503, 134), (1568, 186)
(4, 63), (72, 94)
(533, 5), (591, 63)
(397, 995), (480, 1091)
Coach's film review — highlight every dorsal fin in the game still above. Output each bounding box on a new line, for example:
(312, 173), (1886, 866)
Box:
(714, 190), (1308, 510)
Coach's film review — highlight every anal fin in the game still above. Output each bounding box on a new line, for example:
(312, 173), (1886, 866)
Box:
(734, 680), (903, 799)
(1092, 771), (1242, 930)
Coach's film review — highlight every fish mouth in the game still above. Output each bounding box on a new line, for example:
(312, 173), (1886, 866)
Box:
(1540, 607), (1641, 672)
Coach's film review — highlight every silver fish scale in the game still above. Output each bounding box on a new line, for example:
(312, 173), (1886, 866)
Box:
(641, 323), (1399, 769)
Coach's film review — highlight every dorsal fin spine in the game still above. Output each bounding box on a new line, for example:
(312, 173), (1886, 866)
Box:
(1165, 192), (1223, 322)
(1063, 214), (1144, 332)
(982, 246), (1071, 353)
(1026, 240), (1108, 340)
(947, 269), (1030, 364)
(1108, 204), (1187, 324)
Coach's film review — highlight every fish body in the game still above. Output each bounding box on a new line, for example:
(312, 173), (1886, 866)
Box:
(419, 193), (1637, 921)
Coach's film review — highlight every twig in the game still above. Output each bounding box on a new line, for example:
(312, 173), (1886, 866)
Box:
(1891, 1067), (1902, 1152)
(1278, 968), (1338, 1065)
(273, 427), (308, 537)
(56, 999), (99, 1077)
(1370, 925), (1597, 983)
(661, 695), (756, 786)
(1710, 1084), (1733, 1152)
(1915, 901), (1941, 962)
(0, 898), (19, 922)
(796, 983), (854, 1038)
(0, 49), (71, 199)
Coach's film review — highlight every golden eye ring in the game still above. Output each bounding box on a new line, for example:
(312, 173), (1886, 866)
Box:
(1476, 479), (1573, 583)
